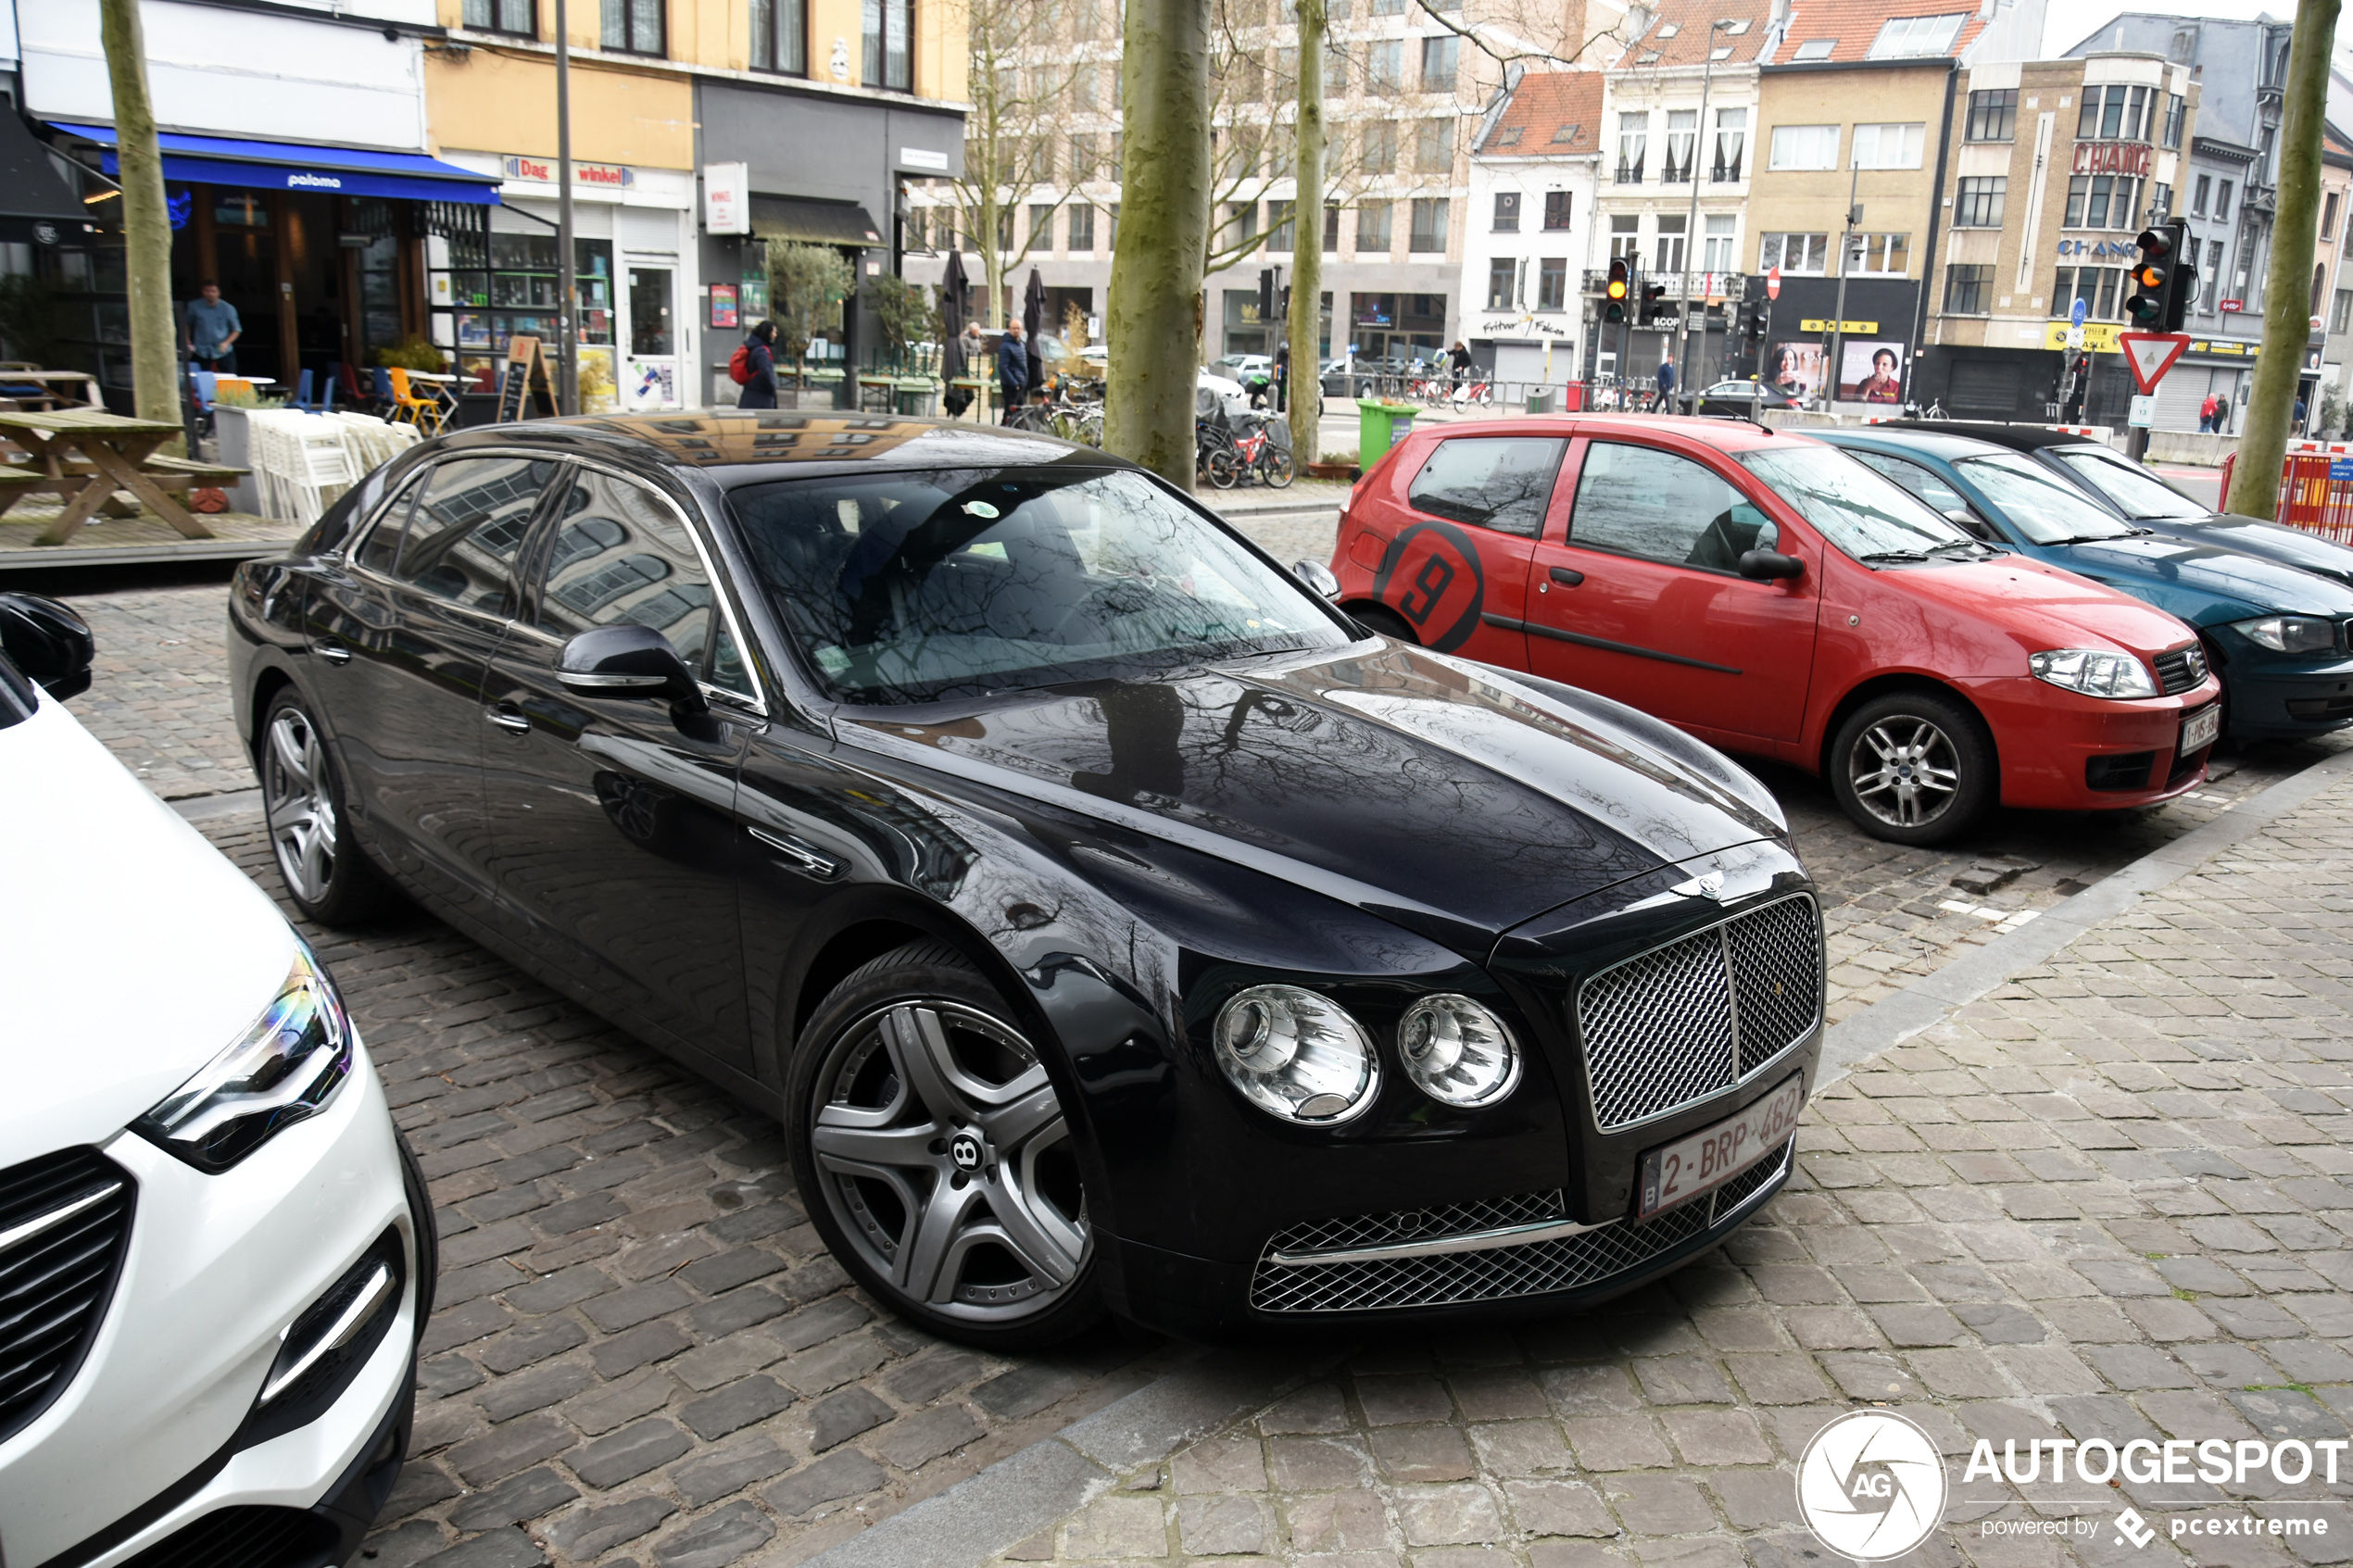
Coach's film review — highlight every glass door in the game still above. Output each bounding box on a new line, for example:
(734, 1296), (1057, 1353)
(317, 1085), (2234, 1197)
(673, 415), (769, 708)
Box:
(624, 262), (679, 409)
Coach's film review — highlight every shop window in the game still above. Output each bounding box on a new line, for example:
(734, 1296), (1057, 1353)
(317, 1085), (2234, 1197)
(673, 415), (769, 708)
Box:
(463, 0), (535, 31)
(749, 0), (806, 73)
(862, 0), (912, 90)
(602, 0), (663, 55)
(445, 228), (616, 401)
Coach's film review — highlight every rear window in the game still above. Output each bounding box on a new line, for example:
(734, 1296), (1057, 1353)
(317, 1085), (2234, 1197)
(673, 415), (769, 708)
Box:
(1406, 437), (1565, 538)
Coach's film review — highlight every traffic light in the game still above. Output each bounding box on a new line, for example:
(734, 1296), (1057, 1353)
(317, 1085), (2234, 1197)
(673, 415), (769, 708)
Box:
(1258, 269), (1276, 321)
(2126, 220), (2195, 332)
(1642, 282), (1669, 321)
(1747, 306), (1768, 342)
(1605, 257), (1630, 323)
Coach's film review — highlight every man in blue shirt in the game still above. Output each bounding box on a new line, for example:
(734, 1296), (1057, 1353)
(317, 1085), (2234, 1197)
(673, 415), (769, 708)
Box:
(185, 282), (242, 376)
(1655, 356), (1675, 412)
(998, 319), (1029, 423)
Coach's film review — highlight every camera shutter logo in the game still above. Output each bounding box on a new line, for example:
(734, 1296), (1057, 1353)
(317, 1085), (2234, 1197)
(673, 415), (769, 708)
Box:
(1795, 1411), (1948, 1561)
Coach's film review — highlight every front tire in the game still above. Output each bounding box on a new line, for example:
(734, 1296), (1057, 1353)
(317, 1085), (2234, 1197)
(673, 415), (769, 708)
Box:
(1828, 690), (1994, 846)
(259, 686), (392, 924)
(786, 940), (1103, 1349)
(1263, 449), (1296, 488)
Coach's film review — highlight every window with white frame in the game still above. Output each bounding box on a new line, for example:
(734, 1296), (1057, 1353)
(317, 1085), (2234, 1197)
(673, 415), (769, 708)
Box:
(1702, 214), (1736, 271)
(1713, 107), (1746, 180)
(1655, 214), (1686, 272)
(1849, 122), (1924, 169)
(1849, 232), (1909, 274)
(1759, 232), (1829, 273)
(1768, 124), (1840, 170)
(1664, 110), (1696, 182)
(1867, 13), (1963, 56)
(1617, 112), (1647, 182)
(1488, 257), (1517, 309)
(1609, 213), (1640, 259)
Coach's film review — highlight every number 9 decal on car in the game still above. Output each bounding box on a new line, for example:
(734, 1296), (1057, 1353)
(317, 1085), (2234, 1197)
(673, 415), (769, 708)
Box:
(1369, 521), (1488, 654)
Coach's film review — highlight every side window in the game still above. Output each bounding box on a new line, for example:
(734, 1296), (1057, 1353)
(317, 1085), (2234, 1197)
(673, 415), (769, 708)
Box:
(1405, 437), (1566, 538)
(1568, 443), (1778, 571)
(1849, 450), (1977, 527)
(378, 458), (558, 609)
(536, 470), (738, 689)
(355, 473), (425, 575)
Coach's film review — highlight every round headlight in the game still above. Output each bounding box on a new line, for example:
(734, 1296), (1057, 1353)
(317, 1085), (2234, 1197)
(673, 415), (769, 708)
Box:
(1397, 994), (1521, 1108)
(1213, 985), (1379, 1123)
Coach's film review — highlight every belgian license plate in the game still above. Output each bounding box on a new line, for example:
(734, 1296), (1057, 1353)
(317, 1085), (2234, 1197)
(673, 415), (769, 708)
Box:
(2181, 704), (2221, 756)
(1636, 1074), (1805, 1220)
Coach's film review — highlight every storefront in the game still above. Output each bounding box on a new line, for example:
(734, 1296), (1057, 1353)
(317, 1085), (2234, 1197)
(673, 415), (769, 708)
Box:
(1733, 275), (1923, 409)
(430, 155), (698, 417)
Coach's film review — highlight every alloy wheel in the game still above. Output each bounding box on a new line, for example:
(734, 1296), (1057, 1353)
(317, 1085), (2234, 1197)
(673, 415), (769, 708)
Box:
(1847, 715), (1960, 829)
(810, 1000), (1088, 1323)
(264, 708), (340, 904)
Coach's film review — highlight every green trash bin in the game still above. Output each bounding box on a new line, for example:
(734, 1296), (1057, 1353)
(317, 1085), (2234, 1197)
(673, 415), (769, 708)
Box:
(1356, 398), (1420, 465)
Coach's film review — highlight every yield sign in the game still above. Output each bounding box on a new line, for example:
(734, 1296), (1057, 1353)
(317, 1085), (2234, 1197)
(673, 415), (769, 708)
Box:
(2118, 331), (2191, 395)
(1767, 267), (1782, 300)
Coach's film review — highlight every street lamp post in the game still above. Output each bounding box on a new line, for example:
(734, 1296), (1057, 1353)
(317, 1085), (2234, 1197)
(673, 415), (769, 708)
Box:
(1827, 156), (1861, 411)
(1672, 18), (1736, 405)
(555, 0), (578, 415)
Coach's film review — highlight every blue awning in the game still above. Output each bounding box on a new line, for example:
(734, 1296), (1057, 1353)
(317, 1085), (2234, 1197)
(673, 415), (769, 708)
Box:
(51, 122), (502, 206)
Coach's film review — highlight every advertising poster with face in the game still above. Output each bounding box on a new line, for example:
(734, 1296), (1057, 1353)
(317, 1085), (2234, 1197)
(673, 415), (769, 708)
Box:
(1842, 341), (1907, 404)
(1769, 343), (1825, 402)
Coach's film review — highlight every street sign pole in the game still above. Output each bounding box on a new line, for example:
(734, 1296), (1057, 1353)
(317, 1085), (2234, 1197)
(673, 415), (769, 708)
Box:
(2117, 330), (2192, 460)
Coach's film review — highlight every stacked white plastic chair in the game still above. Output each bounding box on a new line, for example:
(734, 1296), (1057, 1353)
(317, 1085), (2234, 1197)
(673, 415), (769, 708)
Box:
(239, 410), (422, 524)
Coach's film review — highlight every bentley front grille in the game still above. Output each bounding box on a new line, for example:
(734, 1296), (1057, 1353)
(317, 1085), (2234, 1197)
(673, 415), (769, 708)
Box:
(1578, 895), (1822, 1131)
(1248, 1139), (1793, 1314)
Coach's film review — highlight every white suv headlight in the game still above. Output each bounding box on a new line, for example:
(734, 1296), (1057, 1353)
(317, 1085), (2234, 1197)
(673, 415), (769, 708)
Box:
(2028, 648), (2158, 699)
(134, 938), (355, 1173)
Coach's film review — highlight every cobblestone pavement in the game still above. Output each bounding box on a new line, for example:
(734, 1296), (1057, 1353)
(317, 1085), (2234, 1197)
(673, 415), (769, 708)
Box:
(995, 770), (2353, 1568)
(185, 810), (1194, 1568)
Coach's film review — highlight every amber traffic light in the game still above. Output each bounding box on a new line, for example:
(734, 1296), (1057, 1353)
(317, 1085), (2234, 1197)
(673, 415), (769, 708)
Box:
(1605, 257), (1630, 322)
(2126, 220), (2194, 332)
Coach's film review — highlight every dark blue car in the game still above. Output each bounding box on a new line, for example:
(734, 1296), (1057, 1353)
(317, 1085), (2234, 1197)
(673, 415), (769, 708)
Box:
(1815, 427), (2353, 742)
(1875, 420), (2353, 592)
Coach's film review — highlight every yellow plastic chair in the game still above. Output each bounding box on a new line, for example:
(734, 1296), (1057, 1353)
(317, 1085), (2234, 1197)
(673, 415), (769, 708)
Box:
(386, 368), (446, 434)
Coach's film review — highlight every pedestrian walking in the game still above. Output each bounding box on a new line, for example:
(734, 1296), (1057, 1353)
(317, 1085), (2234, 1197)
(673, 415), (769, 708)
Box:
(1274, 344), (1290, 413)
(998, 319), (1029, 423)
(1447, 340), (1472, 395)
(2198, 392), (2219, 433)
(731, 320), (779, 410)
(185, 281), (242, 377)
(1655, 356), (1676, 413)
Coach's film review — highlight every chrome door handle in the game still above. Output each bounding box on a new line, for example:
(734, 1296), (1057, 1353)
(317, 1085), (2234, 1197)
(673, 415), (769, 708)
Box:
(748, 824), (842, 879)
(485, 708), (531, 734)
(317, 643), (352, 665)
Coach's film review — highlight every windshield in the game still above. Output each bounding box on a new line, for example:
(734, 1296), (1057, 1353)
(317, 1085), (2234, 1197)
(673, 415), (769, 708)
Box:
(727, 467), (1350, 705)
(1954, 453), (2135, 544)
(2051, 445), (2207, 519)
(1738, 445), (1979, 562)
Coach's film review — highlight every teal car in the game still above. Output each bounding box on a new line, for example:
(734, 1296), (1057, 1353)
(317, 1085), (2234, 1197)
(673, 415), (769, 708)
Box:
(1814, 427), (2353, 742)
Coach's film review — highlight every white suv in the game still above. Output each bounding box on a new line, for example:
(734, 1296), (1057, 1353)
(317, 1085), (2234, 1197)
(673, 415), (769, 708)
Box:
(0, 594), (434, 1567)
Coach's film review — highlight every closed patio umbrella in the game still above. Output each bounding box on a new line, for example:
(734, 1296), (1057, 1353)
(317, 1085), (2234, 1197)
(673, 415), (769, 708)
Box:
(1023, 267), (1047, 395)
(940, 249), (969, 380)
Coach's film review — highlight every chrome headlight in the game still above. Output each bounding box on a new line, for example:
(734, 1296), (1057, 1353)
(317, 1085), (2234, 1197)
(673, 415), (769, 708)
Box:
(2231, 614), (2338, 654)
(134, 939), (355, 1173)
(1398, 995), (1521, 1108)
(2028, 648), (2158, 699)
(1213, 985), (1379, 1123)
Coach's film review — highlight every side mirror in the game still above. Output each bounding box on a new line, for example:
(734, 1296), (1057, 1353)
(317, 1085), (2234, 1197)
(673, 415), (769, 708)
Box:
(1737, 549), (1806, 582)
(558, 624), (705, 710)
(1944, 508), (1995, 541)
(1292, 559), (1341, 600)
(0, 592), (94, 701)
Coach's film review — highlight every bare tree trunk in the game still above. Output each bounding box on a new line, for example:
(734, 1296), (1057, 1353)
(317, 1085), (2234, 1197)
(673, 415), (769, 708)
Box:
(1287, 0), (1326, 465)
(2225, 0), (2342, 519)
(1106, 0), (1211, 486)
(100, 0), (180, 433)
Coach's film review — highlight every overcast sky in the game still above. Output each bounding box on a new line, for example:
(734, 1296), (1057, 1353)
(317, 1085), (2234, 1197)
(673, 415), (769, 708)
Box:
(2044, 0), (2283, 57)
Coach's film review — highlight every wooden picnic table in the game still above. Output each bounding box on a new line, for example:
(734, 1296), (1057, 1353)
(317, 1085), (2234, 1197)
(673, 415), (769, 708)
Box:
(0, 370), (103, 411)
(0, 408), (228, 545)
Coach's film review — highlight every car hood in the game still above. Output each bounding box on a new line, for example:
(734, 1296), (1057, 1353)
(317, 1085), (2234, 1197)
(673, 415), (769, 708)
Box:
(837, 641), (1789, 951)
(1880, 554), (2201, 658)
(2145, 513), (2353, 590)
(0, 697), (297, 1162)
(2046, 532), (2353, 621)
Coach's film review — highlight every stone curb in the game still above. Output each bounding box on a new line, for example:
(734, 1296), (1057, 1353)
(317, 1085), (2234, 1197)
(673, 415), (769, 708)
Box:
(804, 1347), (1341, 1568)
(1817, 742), (2353, 1085)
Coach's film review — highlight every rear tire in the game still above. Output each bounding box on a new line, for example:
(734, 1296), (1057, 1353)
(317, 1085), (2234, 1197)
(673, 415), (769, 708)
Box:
(1264, 450), (1296, 488)
(786, 940), (1104, 1350)
(1205, 449), (1240, 489)
(259, 686), (392, 924)
(1828, 690), (1994, 846)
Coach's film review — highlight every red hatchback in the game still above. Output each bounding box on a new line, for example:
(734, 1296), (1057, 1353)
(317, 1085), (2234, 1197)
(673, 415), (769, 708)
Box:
(1330, 416), (2222, 844)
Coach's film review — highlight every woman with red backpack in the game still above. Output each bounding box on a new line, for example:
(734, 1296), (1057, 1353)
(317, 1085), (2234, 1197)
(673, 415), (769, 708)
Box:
(731, 320), (780, 409)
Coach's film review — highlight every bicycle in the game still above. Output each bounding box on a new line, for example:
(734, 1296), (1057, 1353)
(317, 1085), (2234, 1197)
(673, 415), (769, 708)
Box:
(1231, 419), (1295, 487)
(1196, 416), (1241, 488)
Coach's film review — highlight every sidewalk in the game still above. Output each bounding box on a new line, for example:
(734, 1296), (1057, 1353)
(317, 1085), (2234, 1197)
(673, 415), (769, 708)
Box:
(842, 755), (2353, 1568)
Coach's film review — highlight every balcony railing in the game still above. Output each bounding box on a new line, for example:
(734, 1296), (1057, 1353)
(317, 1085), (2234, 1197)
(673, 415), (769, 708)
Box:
(1710, 157), (1743, 182)
(1615, 158), (1644, 184)
(1661, 156), (1694, 184)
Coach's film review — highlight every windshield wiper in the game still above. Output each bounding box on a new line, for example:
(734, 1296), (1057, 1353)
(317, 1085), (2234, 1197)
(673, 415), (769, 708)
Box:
(1925, 539), (1987, 558)
(1859, 549), (1930, 564)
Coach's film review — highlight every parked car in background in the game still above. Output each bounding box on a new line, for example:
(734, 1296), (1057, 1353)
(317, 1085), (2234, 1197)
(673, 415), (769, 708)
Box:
(1879, 420), (2353, 590)
(1329, 416), (2222, 845)
(1815, 427), (2353, 742)
(0, 594), (433, 1568)
(227, 416), (1826, 1343)
(1687, 381), (1804, 420)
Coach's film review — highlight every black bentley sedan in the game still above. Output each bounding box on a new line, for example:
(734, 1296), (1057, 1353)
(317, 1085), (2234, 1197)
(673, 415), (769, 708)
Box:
(228, 414), (1824, 1347)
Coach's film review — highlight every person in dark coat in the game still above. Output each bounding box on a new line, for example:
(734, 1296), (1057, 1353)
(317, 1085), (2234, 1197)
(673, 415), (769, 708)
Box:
(736, 320), (780, 410)
(998, 320), (1030, 422)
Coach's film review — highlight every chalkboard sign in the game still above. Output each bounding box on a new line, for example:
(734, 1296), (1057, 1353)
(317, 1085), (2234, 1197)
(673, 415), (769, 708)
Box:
(497, 335), (556, 422)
